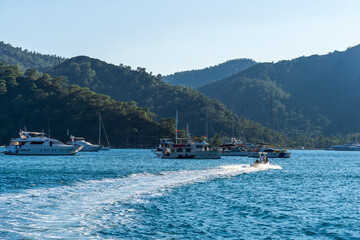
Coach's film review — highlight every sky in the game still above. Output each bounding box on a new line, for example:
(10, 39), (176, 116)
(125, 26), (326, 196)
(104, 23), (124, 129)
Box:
(1, 0), (360, 75)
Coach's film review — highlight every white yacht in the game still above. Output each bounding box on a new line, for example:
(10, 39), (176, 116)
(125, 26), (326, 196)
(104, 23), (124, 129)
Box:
(4, 130), (83, 155)
(67, 135), (102, 152)
(330, 140), (360, 151)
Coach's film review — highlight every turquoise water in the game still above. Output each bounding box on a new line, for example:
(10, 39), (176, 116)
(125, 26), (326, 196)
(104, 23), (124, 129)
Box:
(1, 149), (360, 239)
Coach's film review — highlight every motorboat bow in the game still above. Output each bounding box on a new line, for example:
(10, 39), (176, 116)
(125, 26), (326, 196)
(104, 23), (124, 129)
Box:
(251, 152), (270, 167)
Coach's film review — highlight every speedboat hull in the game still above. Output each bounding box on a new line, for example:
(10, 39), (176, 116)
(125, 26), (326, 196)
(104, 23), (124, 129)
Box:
(251, 162), (270, 168)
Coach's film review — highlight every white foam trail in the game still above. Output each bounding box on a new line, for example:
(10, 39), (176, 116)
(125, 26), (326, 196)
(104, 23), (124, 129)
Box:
(0, 164), (281, 238)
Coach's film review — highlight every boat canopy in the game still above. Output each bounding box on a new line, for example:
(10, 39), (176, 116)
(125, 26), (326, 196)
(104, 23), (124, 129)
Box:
(19, 131), (46, 139)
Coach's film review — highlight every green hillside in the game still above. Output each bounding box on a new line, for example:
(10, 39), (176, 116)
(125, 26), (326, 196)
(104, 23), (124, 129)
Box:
(198, 45), (360, 140)
(0, 62), (173, 147)
(47, 56), (283, 145)
(162, 58), (257, 88)
(0, 41), (65, 72)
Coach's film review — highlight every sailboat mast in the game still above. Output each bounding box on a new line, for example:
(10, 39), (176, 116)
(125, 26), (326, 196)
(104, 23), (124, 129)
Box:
(231, 97), (234, 144)
(205, 107), (208, 139)
(175, 111), (178, 144)
(98, 112), (101, 146)
(101, 117), (111, 148)
(270, 95), (275, 145)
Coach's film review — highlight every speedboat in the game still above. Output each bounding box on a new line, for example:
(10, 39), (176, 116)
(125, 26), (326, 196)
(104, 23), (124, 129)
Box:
(248, 147), (290, 158)
(152, 138), (174, 157)
(251, 152), (270, 168)
(67, 135), (102, 152)
(4, 130), (83, 155)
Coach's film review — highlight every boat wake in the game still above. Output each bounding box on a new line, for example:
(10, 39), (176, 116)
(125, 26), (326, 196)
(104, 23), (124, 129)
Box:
(0, 164), (281, 238)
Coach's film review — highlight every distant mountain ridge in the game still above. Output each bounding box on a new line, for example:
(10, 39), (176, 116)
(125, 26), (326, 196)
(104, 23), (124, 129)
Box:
(0, 41), (65, 72)
(198, 45), (360, 140)
(162, 58), (257, 88)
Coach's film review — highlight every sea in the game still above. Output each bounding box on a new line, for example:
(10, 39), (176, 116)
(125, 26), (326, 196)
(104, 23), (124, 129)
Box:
(1, 149), (360, 239)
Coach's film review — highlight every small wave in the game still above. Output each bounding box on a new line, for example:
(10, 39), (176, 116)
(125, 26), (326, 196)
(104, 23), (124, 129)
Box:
(0, 164), (281, 239)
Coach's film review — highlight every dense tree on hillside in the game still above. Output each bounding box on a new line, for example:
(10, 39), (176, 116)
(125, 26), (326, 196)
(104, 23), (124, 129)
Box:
(0, 63), (173, 147)
(0, 41), (65, 72)
(47, 56), (283, 146)
(199, 45), (360, 140)
(162, 58), (257, 88)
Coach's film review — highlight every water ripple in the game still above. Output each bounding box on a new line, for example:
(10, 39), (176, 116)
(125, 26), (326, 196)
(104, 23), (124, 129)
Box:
(1, 150), (360, 239)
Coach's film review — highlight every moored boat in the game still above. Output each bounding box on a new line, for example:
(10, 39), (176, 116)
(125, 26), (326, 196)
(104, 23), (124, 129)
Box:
(248, 147), (290, 158)
(156, 111), (221, 159)
(4, 130), (83, 155)
(220, 142), (258, 156)
(161, 141), (221, 159)
(221, 147), (250, 156)
(330, 140), (360, 151)
(67, 135), (102, 152)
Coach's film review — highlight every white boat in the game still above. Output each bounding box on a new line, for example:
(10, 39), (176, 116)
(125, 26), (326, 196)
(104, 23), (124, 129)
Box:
(152, 138), (174, 156)
(330, 140), (360, 151)
(4, 130), (83, 155)
(222, 148), (250, 156)
(67, 135), (102, 152)
(161, 141), (221, 159)
(251, 152), (270, 167)
(248, 147), (290, 158)
(223, 137), (243, 145)
(220, 142), (258, 156)
(157, 111), (221, 159)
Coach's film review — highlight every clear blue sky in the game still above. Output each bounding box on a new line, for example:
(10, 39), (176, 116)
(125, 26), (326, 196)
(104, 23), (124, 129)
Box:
(1, 0), (360, 75)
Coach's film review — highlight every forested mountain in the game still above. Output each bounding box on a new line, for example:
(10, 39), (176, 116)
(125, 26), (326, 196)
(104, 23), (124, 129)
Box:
(198, 45), (360, 141)
(47, 56), (283, 145)
(162, 58), (257, 88)
(0, 41), (65, 72)
(0, 63), (174, 147)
